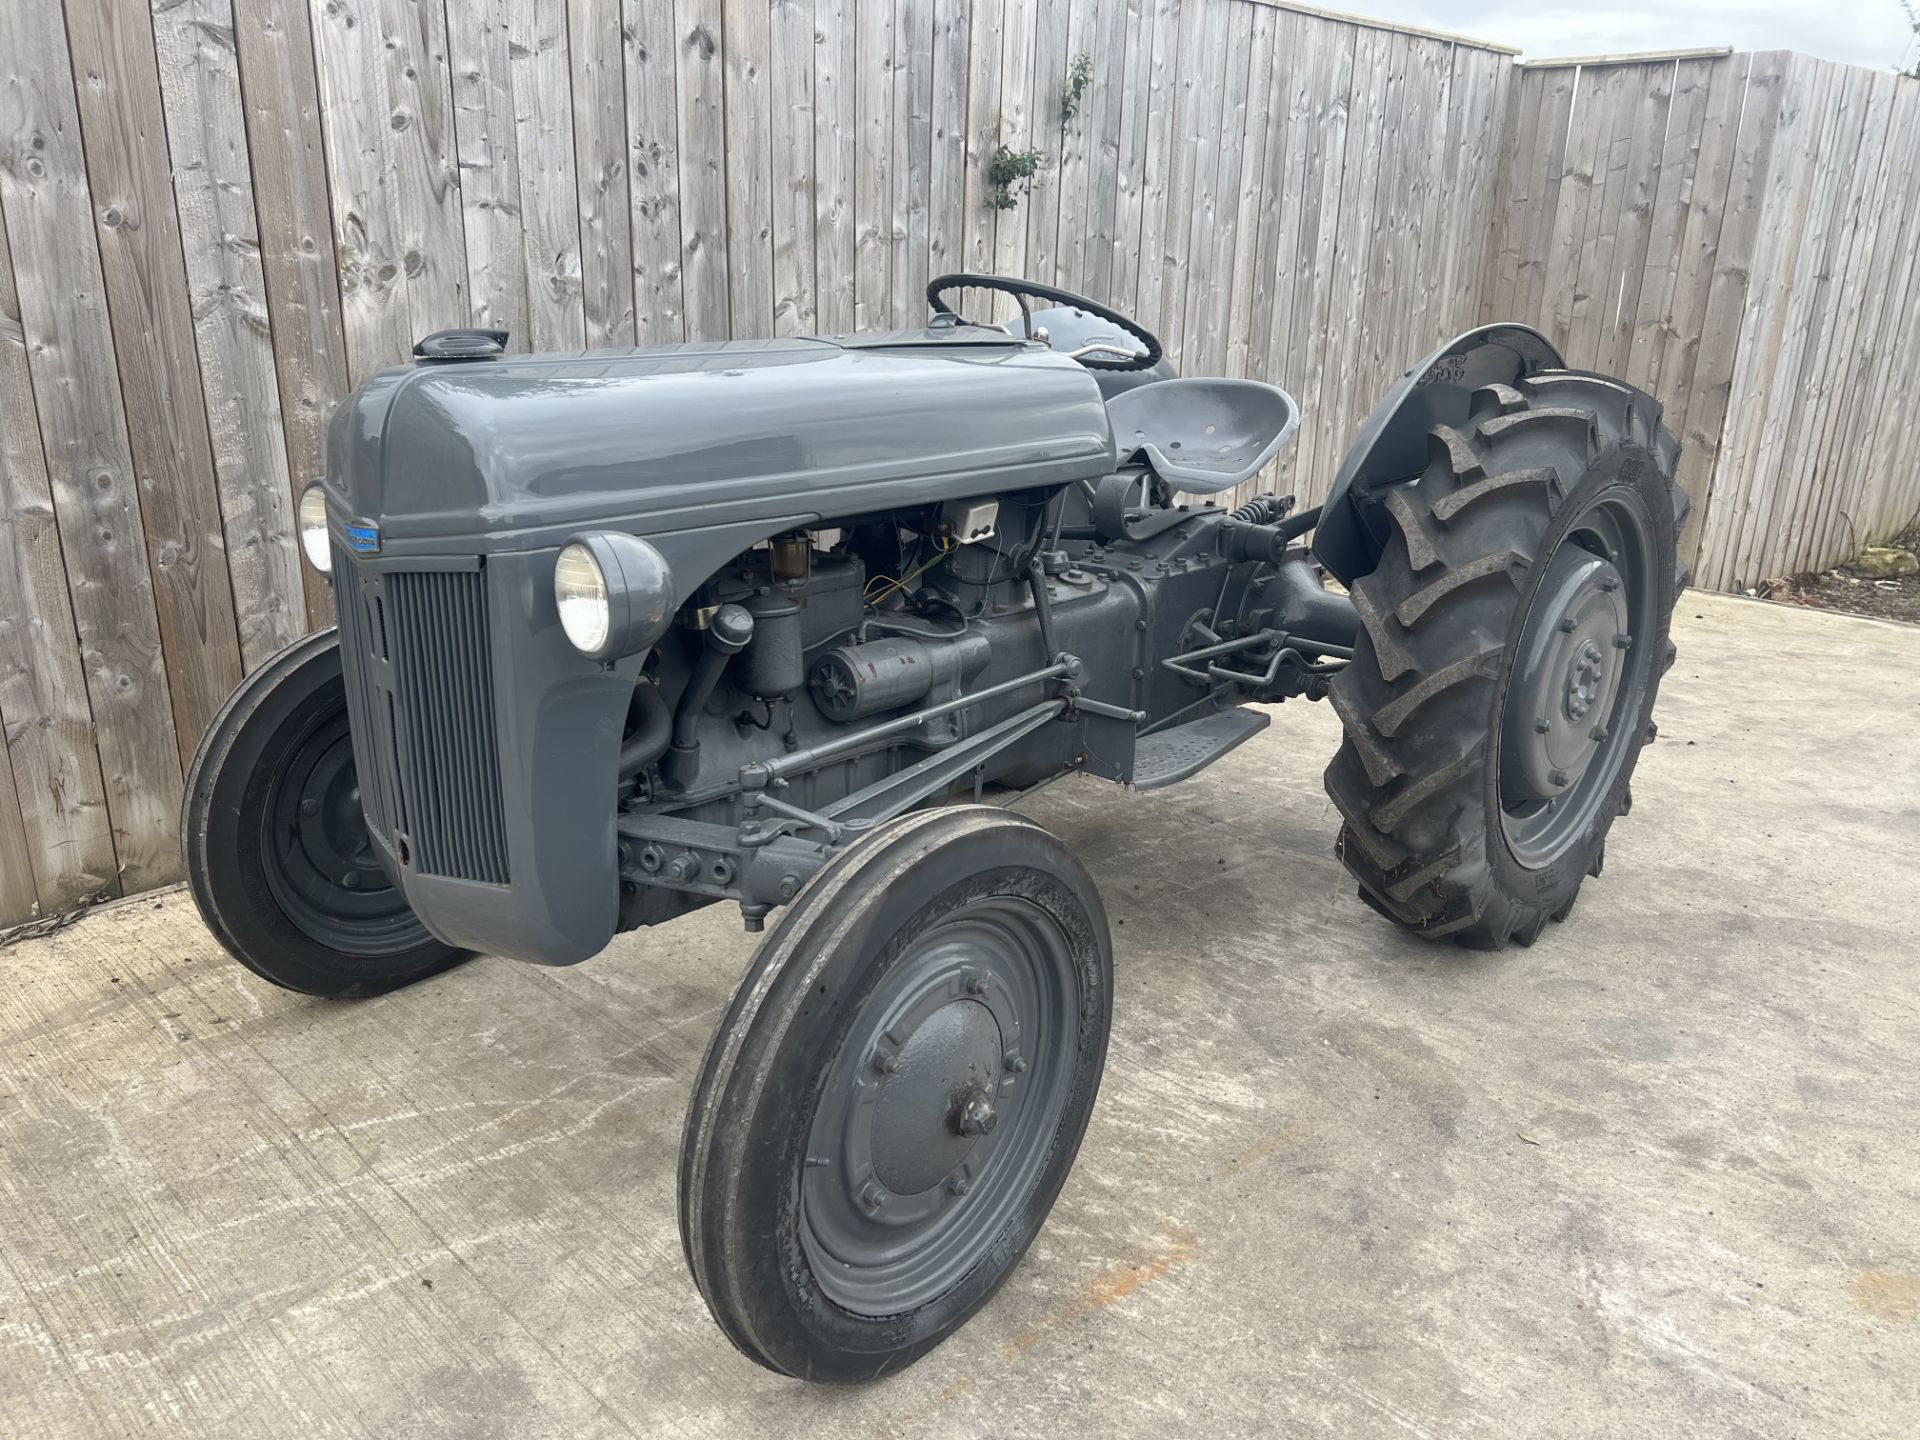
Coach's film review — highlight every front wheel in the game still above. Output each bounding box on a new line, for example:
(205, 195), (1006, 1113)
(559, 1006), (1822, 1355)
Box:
(1325, 371), (1687, 948)
(679, 806), (1113, 1380)
(181, 629), (467, 997)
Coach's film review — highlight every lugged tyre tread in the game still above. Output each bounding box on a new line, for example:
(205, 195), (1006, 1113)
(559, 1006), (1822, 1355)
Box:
(1322, 372), (1684, 949)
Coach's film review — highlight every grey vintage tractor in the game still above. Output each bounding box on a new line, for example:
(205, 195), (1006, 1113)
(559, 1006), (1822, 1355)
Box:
(182, 275), (1686, 1380)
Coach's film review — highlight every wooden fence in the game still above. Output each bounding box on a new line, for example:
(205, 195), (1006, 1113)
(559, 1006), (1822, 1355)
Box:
(1485, 50), (1920, 592)
(0, 0), (1915, 926)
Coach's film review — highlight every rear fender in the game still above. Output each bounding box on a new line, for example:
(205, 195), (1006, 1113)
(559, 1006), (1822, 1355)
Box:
(1311, 324), (1564, 586)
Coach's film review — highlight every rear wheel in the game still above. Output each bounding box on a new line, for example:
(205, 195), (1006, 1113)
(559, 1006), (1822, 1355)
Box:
(1324, 372), (1687, 948)
(182, 630), (466, 997)
(679, 806), (1112, 1380)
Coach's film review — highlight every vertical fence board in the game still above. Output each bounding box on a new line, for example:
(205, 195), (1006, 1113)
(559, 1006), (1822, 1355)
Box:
(815, 0), (857, 332)
(927, 0), (967, 295)
(675, 0), (729, 338)
(959, 0), (1006, 278)
(1124, 0), (1178, 327)
(724, 0), (774, 336)
(0, 187), (118, 913)
(234, 0), (347, 630)
(854, 0), (894, 328)
(626, 0), (685, 342)
(450, 2), (530, 345)
(773, 0), (819, 335)
(496, 0), (586, 352)
(0, 0), (184, 891)
(66, 0), (244, 768)
(571, 0), (638, 347)
(150, 0), (306, 672)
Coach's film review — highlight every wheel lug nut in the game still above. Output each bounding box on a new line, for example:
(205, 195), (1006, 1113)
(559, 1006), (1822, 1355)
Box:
(1548, 768), (1570, 787)
(1600, 576), (1620, 592)
(1533, 718), (1550, 735)
(340, 872), (360, 889)
(1613, 633), (1633, 650)
(1558, 618), (1577, 634)
(301, 798), (320, 817)
(862, 1184), (885, 1210)
(966, 975), (988, 997)
(873, 1051), (897, 1074)
(1004, 1052), (1027, 1074)
(946, 1177), (970, 1197)
(1590, 724), (1609, 742)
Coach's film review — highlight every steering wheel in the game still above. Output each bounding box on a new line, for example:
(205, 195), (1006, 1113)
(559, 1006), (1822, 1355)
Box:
(926, 273), (1164, 372)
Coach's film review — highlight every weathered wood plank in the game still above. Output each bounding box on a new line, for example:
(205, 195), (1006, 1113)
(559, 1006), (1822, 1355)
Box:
(309, 0), (415, 376)
(959, 0), (1006, 279)
(814, 0), (857, 332)
(1077, 0), (1129, 301)
(149, 0), (308, 671)
(625, 0), (685, 342)
(1625, 56), (1712, 392)
(675, 0), (730, 338)
(1050, 0), (1094, 295)
(772, 0), (818, 336)
(0, 0), (185, 891)
(854, 0), (894, 328)
(1698, 53), (1818, 589)
(890, 0), (934, 324)
(571, 0), (638, 347)
(378, 0), (469, 335)
(65, 0), (245, 767)
(1278, 18), (1355, 503)
(1185, 0), (1256, 378)
(0, 180), (119, 912)
(0, 712), (36, 926)
(1679, 53), (1784, 577)
(233, 0), (347, 630)
(724, 0), (774, 336)
(1310, 23), (1390, 501)
(1123, 0), (1178, 325)
(1223, 5), (1276, 379)
(1774, 69), (1893, 577)
(1157, 0), (1224, 366)
(926, 0), (967, 298)
(449, 2), (531, 345)
(1023, 0), (1073, 293)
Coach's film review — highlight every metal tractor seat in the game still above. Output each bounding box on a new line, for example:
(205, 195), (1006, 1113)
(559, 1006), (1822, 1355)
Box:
(1105, 377), (1300, 493)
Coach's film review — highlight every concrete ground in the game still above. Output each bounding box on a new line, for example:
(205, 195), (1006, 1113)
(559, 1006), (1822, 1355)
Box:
(2, 591), (1917, 1439)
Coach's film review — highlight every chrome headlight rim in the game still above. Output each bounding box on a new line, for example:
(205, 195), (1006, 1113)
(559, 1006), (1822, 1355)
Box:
(297, 482), (332, 574)
(554, 531), (674, 661)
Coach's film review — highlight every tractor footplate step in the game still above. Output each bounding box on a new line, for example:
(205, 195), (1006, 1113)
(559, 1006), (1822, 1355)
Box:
(1131, 709), (1270, 791)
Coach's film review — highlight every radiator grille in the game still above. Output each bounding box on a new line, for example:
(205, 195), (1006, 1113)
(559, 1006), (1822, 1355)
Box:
(332, 547), (510, 886)
(385, 569), (511, 885)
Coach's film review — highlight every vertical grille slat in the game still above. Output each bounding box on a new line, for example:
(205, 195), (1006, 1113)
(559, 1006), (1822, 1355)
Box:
(384, 567), (510, 886)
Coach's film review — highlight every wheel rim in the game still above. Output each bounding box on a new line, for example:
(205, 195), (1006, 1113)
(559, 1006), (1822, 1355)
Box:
(1497, 487), (1658, 869)
(261, 705), (427, 955)
(801, 895), (1080, 1315)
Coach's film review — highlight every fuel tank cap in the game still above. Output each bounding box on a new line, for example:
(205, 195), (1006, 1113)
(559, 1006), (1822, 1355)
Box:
(413, 328), (509, 361)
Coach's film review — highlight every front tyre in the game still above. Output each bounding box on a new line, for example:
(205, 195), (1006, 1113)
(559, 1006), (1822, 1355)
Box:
(181, 629), (467, 997)
(679, 806), (1113, 1380)
(1325, 372), (1687, 948)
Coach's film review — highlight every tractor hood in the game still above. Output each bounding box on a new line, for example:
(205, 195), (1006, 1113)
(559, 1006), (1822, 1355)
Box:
(322, 330), (1116, 565)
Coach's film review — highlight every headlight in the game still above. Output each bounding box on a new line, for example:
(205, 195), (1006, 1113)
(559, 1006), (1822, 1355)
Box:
(554, 533), (674, 660)
(555, 543), (612, 653)
(297, 483), (331, 573)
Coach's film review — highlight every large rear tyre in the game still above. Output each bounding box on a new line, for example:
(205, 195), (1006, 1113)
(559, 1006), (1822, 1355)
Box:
(1325, 371), (1687, 948)
(679, 806), (1112, 1381)
(181, 629), (467, 997)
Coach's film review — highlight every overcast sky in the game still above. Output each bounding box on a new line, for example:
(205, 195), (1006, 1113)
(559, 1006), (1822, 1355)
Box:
(1345, 0), (1918, 71)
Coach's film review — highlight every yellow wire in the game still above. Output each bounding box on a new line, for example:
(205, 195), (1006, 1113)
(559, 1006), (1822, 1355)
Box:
(864, 537), (953, 606)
